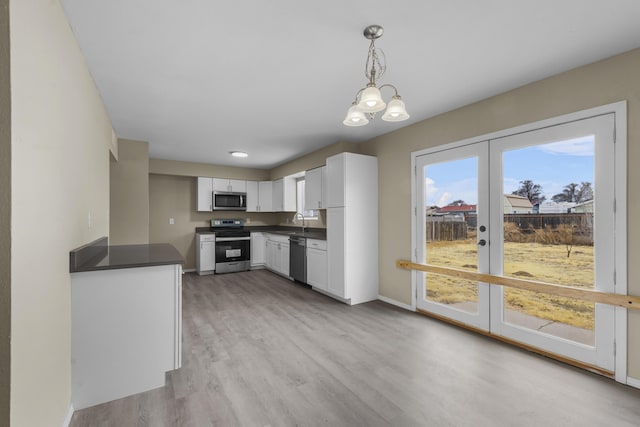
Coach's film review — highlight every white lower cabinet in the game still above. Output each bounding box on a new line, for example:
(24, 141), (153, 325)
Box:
(71, 264), (182, 409)
(265, 234), (290, 277)
(306, 239), (327, 291)
(250, 232), (266, 268)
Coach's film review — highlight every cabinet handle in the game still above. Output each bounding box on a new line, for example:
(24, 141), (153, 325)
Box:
(318, 201), (321, 208)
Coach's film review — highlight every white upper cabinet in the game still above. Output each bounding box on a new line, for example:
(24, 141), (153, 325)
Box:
(246, 181), (273, 212)
(258, 181), (273, 211)
(246, 181), (259, 212)
(305, 166), (325, 210)
(196, 177), (213, 212)
(326, 153), (376, 208)
(272, 176), (297, 212)
(213, 178), (246, 193)
(326, 154), (346, 208)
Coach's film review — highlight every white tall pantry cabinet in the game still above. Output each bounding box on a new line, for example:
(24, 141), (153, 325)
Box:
(326, 152), (378, 305)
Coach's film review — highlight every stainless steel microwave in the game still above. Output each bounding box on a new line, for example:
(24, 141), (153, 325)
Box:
(213, 191), (246, 211)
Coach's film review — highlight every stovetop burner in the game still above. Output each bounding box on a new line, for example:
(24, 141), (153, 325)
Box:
(210, 218), (249, 237)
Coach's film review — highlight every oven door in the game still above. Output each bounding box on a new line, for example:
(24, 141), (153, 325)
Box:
(215, 236), (251, 273)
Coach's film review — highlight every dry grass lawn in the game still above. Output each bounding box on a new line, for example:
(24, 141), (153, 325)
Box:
(425, 238), (595, 330)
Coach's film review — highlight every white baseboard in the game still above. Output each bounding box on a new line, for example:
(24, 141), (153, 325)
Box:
(183, 268), (196, 273)
(62, 404), (74, 427)
(378, 295), (414, 311)
(626, 376), (640, 389)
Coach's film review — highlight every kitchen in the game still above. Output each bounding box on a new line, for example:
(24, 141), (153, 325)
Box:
(8, 2), (640, 427)
(184, 151), (378, 305)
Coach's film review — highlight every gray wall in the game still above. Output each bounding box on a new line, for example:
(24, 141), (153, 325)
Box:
(0, 0), (10, 425)
(10, 1), (113, 425)
(110, 139), (150, 245)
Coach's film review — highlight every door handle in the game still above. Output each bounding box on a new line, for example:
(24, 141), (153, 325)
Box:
(478, 239), (487, 247)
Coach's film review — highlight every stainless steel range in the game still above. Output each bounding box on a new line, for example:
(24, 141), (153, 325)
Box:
(211, 219), (251, 273)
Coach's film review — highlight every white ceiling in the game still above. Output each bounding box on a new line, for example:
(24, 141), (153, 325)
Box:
(60, 0), (640, 169)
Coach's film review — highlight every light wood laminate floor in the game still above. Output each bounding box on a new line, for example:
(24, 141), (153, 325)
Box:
(71, 270), (640, 426)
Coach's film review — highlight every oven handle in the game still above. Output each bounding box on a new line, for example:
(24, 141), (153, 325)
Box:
(215, 237), (251, 242)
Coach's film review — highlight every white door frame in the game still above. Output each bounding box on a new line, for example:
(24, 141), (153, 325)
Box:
(410, 101), (627, 382)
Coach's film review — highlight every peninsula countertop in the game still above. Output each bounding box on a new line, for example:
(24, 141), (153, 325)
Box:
(70, 237), (184, 273)
(195, 226), (327, 240)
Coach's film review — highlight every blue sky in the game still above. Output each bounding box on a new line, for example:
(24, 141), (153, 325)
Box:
(424, 136), (594, 206)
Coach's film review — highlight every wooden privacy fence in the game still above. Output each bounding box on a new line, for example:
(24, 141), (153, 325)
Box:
(425, 220), (467, 242)
(396, 260), (640, 310)
(426, 213), (594, 243)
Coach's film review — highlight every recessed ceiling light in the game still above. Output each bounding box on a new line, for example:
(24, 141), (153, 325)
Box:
(230, 151), (248, 158)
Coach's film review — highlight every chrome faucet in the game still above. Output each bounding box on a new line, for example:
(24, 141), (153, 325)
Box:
(293, 212), (306, 233)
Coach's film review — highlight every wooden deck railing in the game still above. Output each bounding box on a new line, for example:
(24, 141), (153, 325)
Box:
(396, 260), (640, 310)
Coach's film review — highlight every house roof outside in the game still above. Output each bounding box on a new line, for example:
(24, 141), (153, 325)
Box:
(437, 204), (477, 214)
(505, 194), (533, 209)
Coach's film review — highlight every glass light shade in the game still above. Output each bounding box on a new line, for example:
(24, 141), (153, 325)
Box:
(357, 86), (386, 113)
(230, 151), (248, 158)
(343, 104), (369, 126)
(381, 96), (410, 122)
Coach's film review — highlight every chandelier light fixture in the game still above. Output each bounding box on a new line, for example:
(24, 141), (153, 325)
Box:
(343, 25), (410, 127)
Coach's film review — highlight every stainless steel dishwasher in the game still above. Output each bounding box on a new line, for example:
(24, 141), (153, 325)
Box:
(289, 236), (306, 283)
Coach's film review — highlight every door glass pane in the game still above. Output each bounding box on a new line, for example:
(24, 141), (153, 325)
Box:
(424, 157), (479, 314)
(502, 137), (595, 346)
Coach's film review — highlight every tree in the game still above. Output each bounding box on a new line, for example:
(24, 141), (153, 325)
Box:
(512, 180), (546, 204)
(552, 182), (592, 203)
(576, 181), (593, 202)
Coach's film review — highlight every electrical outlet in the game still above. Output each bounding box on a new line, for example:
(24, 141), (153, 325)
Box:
(169, 217), (175, 225)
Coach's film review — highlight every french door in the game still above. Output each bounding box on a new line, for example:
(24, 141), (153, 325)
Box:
(415, 113), (617, 371)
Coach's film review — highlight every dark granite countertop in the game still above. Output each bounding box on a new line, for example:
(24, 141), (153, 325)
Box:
(70, 237), (184, 273)
(195, 226), (326, 240)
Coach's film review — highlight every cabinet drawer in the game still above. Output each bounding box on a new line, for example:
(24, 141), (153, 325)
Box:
(266, 233), (290, 244)
(306, 239), (327, 250)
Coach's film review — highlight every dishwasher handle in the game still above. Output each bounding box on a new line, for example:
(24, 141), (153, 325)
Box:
(289, 236), (306, 246)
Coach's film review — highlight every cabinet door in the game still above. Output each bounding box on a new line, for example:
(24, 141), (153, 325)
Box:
(272, 179), (284, 211)
(321, 165), (327, 209)
(282, 176), (297, 212)
(327, 207), (346, 298)
(326, 154), (345, 208)
(229, 179), (246, 193)
(246, 181), (259, 212)
(280, 242), (290, 277)
(258, 181), (273, 212)
(305, 167), (323, 210)
(265, 239), (275, 270)
(273, 242), (283, 273)
(212, 178), (229, 192)
(307, 248), (327, 290)
(196, 177), (213, 211)
(250, 233), (266, 266)
(200, 242), (216, 271)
